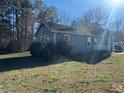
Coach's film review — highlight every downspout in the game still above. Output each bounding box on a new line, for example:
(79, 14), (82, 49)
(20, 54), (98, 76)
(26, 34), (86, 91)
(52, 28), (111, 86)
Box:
(54, 32), (56, 45)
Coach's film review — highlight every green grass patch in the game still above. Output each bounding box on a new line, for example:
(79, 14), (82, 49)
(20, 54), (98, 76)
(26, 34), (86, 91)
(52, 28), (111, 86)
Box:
(43, 82), (58, 93)
(47, 74), (59, 83)
(107, 60), (124, 65)
(73, 64), (86, 75)
(98, 74), (112, 82)
(62, 88), (75, 93)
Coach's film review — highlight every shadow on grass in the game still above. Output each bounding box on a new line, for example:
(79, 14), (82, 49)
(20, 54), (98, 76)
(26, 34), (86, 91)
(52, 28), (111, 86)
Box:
(69, 52), (111, 64)
(0, 56), (62, 72)
(0, 53), (110, 72)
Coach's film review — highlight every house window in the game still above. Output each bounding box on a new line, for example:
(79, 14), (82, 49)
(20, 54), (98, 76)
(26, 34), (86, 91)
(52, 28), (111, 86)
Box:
(40, 35), (44, 42)
(87, 37), (91, 47)
(105, 40), (108, 45)
(94, 38), (97, 45)
(43, 35), (47, 43)
(64, 34), (70, 44)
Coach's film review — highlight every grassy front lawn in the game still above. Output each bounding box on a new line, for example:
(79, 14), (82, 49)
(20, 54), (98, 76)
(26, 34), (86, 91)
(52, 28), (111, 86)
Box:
(0, 52), (124, 93)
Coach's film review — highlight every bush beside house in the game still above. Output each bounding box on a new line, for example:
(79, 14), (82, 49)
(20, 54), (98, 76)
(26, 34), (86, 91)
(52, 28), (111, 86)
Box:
(30, 41), (72, 60)
(30, 41), (111, 62)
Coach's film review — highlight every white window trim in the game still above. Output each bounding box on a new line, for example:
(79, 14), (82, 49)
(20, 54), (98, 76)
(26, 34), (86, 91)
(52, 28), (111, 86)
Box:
(94, 38), (97, 45)
(64, 34), (70, 44)
(87, 37), (92, 47)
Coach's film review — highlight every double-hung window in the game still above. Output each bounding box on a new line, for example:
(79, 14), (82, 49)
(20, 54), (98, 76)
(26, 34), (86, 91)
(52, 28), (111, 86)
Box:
(94, 38), (97, 45)
(64, 34), (70, 44)
(87, 37), (91, 47)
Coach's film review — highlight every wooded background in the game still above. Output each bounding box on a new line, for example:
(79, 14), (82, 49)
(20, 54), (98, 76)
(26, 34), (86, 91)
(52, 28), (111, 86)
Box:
(0, 0), (59, 53)
(0, 0), (124, 54)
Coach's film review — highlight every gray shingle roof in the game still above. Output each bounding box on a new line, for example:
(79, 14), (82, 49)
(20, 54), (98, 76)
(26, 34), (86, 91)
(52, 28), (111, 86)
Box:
(36, 22), (102, 36)
(48, 23), (75, 31)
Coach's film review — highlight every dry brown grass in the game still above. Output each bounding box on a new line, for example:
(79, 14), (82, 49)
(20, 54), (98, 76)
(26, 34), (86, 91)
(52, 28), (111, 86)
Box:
(0, 52), (124, 93)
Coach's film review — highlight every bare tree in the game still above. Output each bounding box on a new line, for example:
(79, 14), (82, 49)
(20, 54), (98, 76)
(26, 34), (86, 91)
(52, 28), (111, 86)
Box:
(58, 12), (74, 25)
(79, 7), (109, 34)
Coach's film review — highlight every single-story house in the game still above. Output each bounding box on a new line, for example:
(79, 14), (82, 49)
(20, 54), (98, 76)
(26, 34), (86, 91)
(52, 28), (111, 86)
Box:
(35, 22), (113, 55)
